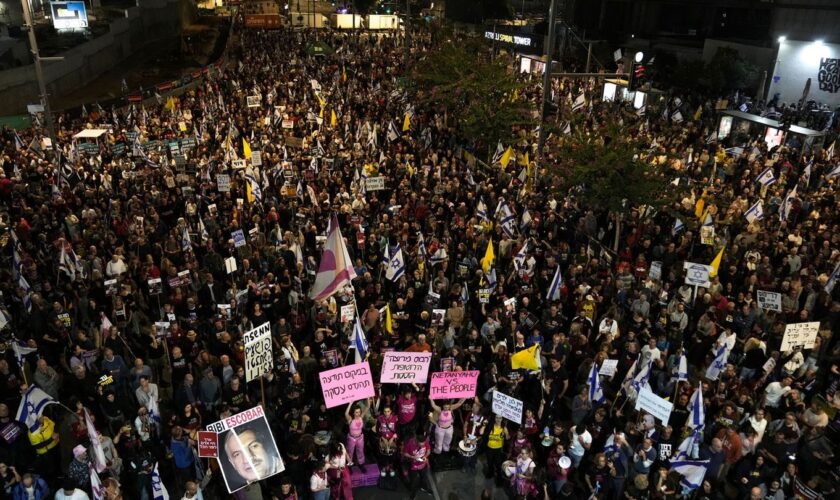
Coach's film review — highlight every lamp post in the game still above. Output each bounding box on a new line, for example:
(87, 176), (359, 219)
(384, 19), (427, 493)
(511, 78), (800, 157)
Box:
(536, 0), (558, 162)
(19, 0), (56, 143)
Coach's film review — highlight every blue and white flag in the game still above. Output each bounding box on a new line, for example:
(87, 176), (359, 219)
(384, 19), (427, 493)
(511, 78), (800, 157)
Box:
(671, 458), (709, 490)
(672, 218), (685, 236)
(603, 432), (620, 459)
(180, 225), (192, 252)
(513, 241), (529, 271)
(353, 317), (369, 364)
(417, 232), (428, 259)
(381, 242), (391, 267)
(497, 200), (517, 237)
(11, 341), (37, 370)
(387, 120), (400, 142)
(779, 184), (798, 222)
(675, 427), (703, 460)
(755, 167), (776, 187)
(587, 363), (605, 405)
(15, 385), (55, 432)
(245, 172), (262, 204)
(430, 247), (447, 267)
(705, 345), (728, 381)
(687, 385), (705, 430)
(461, 282), (469, 304)
(385, 244), (406, 282)
(491, 141), (505, 165)
(633, 360), (653, 393)
(673, 353), (689, 382)
(802, 161), (812, 187)
(546, 265), (562, 301)
(476, 199), (488, 222)
(702, 211), (713, 227)
(825, 261), (840, 294)
(826, 164), (840, 179)
(520, 209), (533, 231)
(11, 231), (32, 312)
(151, 462), (170, 500)
(147, 395), (161, 424)
(572, 93), (586, 112)
(744, 200), (764, 223)
(487, 267), (498, 292)
(59, 244), (76, 281)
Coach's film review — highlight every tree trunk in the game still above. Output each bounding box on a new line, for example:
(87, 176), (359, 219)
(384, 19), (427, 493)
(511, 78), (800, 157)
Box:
(613, 212), (621, 253)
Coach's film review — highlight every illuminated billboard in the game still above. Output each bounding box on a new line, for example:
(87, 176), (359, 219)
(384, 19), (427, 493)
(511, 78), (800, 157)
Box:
(50, 1), (88, 30)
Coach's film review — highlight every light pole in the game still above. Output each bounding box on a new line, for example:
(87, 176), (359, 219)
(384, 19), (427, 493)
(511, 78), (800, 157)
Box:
(536, 0), (558, 162)
(404, 0), (410, 68)
(19, 0), (56, 143)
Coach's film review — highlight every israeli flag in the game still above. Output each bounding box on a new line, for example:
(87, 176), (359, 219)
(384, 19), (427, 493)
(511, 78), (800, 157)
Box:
(826, 164), (840, 179)
(353, 317), (369, 364)
(15, 385), (55, 432)
(476, 199), (488, 222)
(497, 200), (517, 238)
(633, 360), (653, 393)
(417, 232), (428, 259)
(387, 120), (400, 142)
(147, 395), (162, 424)
(487, 267), (498, 291)
(381, 242), (391, 267)
(180, 225), (192, 252)
(546, 265), (562, 301)
(670, 458), (709, 490)
(779, 184), (798, 222)
(687, 385), (705, 430)
(825, 261), (840, 294)
(151, 462), (170, 500)
(675, 427), (703, 460)
(385, 244), (406, 282)
(492, 141), (505, 165)
(587, 363), (605, 405)
(705, 345), (728, 381)
(744, 200), (764, 223)
(755, 167), (776, 187)
(802, 161), (812, 187)
(520, 209), (533, 231)
(702, 211), (713, 227)
(603, 433), (620, 459)
(673, 353), (689, 382)
(11, 340), (37, 369)
(513, 241), (529, 271)
(572, 93), (586, 112)
(672, 218), (685, 236)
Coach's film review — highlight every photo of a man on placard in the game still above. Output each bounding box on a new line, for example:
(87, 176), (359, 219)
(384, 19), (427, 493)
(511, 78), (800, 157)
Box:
(217, 416), (284, 492)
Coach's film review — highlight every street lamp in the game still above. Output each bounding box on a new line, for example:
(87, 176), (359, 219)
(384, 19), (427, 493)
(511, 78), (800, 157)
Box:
(634, 51), (644, 63)
(777, 35), (786, 43)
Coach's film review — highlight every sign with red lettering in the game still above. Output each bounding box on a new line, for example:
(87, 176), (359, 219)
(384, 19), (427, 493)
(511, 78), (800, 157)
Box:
(205, 406), (284, 493)
(197, 431), (218, 458)
(243, 15), (283, 29)
(318, 362), (375, 408)
(429, 370), (479, 400)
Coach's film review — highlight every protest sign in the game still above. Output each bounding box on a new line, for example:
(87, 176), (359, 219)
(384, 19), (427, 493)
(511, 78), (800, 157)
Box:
(365, 176), (386, 191)
(197, 431), (218, 458)
(282, 119), (294, 129)
(649, 261), (662, 280)
(780, 322), (820, 352)
(232, 230), (246, 248)
(147, 278), (162, 295)
(206, 406), (284, 493)
(243, 322), (272, 382)
(232, 159), (246, 169)
(217, 174), (230, 192)
(246, 95), (261, 108)
(683, 262), (712, 288)
(492, 390), (523, 424)
(250, 150), (262, 166)
(635, 386), (673, 423)
(380, 352), (432, 384)
(478, 288), (491, 304)
(429, 370), (479, 400)
(340, 304), (355, 323)
(599, 359), (619, 376)
(319, 362), (375, 408)
(225, 257), (237, 274)
(756, 290), (782, 312)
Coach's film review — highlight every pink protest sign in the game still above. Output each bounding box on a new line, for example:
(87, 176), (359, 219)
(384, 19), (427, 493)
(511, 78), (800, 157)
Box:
(319, 362), (375, 408)
(429, 370), (480, 400)
(380, 352), (432, 384)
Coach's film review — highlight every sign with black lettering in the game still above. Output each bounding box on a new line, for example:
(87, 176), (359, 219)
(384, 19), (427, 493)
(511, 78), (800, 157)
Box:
(380, 352), (432, 383)
(243, 322), (272, 382)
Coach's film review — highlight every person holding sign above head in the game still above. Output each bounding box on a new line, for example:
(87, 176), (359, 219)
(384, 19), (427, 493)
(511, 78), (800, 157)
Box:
(344, 400), (371, 472)
(221, 423), (283, 490)
(428, 398), (466, 455)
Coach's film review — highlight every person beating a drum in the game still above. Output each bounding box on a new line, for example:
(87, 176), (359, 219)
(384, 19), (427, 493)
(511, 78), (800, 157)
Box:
(460, 406), (486, 474)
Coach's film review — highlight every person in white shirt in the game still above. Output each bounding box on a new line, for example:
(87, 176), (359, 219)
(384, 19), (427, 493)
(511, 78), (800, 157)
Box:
(54, 480), (90, 500)
(310, 461), (330, 500)
(568, 424), (592, 467)
(105, 254), (127, 278)
(764, 376), (792, 410)
(598, 315), (619, 338)
(716, 329), (737, 352)
(640, 338), (661, 364)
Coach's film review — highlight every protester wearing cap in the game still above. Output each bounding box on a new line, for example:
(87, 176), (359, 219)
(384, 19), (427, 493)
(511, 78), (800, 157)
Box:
(66, 445), (90, 491)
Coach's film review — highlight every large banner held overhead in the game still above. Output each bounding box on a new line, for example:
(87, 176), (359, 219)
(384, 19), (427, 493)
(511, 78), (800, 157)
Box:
(429, 370), (479, 400)
(380, 352), (432, 383)
(243, 322), (272, 382)
(319, 362), (375, 408)
(206, 406), (284, 493)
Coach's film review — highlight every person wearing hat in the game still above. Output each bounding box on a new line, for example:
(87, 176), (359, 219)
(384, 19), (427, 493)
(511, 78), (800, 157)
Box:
(67, 445), (91, 491)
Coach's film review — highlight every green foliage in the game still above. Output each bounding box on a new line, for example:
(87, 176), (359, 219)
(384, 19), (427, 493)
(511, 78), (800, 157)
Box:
(407, 37), (532, 159)
(549, 119), (677, 214)
(704, 47), (759, 92)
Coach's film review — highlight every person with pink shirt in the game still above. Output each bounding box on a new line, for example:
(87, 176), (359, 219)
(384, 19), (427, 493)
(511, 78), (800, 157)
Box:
(375, 405), (399, 476)
(429, 398), (466, 455)
(402, 429), (431, 500)
(345, 401), (370, 472)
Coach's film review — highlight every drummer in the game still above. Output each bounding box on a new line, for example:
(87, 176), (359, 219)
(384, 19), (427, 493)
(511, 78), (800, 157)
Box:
(374, 405), (399, 477)
(460, 409), (486, 474)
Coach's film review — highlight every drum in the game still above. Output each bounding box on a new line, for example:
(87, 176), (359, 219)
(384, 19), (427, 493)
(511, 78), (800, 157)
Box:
(315, 431), (332, 446)
(458, 439), (477, 457)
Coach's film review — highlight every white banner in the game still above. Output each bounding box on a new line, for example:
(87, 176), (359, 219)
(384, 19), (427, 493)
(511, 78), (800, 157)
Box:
(365, 176), (386, 191)
(756, 290), (782, 312)
(492, 390), (523, 424)
(599, 359), (619, 377)
(635, 386), (673, 423)
(780, 322), (820, 352)
(243, 322), (272, 382)
(683, 262), (711, 288)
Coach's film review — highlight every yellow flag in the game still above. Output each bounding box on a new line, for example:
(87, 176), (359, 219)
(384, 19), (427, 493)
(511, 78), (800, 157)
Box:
(164, 97), (176, 112)
(242, 138), (252, 160)
(315, 92), (326, 108)
(511, 89), (519, 102)
(511, 344), (540, 371)
(481, 240), (495, 273)
(520, 151), (529, 168)
(402, 112), (411, 132)
(694, 105), (702, 121)
(709, 245), (725, 277)
(406, 163), (415, 177)
(330, 109), (337, 127)
(342, 66), (347, 82)
(246, 180), (255, 204)
(500, 146), (513, 169)
(385, 303), (393, 334)
(695, 189), (707, 220)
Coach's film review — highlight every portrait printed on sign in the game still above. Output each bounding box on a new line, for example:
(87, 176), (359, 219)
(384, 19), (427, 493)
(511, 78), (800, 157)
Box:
(208, 406), (285, 493)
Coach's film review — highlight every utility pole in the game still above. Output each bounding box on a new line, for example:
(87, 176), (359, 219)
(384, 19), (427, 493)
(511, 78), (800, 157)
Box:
(404, 0), (410, 68)
(20, 0), (56, 143)
(536, 0), (558, 162)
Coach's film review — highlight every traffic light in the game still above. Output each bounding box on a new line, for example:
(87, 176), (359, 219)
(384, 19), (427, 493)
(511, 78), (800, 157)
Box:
(629, 51), (647, 91)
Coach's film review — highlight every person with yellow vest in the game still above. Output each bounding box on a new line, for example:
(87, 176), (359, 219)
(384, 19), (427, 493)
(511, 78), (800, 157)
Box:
(484, 415), (509, 484)
(28, 415), (60, 479)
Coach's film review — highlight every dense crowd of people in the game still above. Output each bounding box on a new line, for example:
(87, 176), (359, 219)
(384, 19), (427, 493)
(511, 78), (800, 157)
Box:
(0, 13), (839, 500)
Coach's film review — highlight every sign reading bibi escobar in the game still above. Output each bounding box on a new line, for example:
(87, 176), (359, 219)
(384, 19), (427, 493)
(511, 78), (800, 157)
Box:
(319, 362), (375, 408)
(206, 406), (284, 493)
(380, 352), (432, 383)
(429, 370), (479, 400)
(243, 322), (272, 382)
